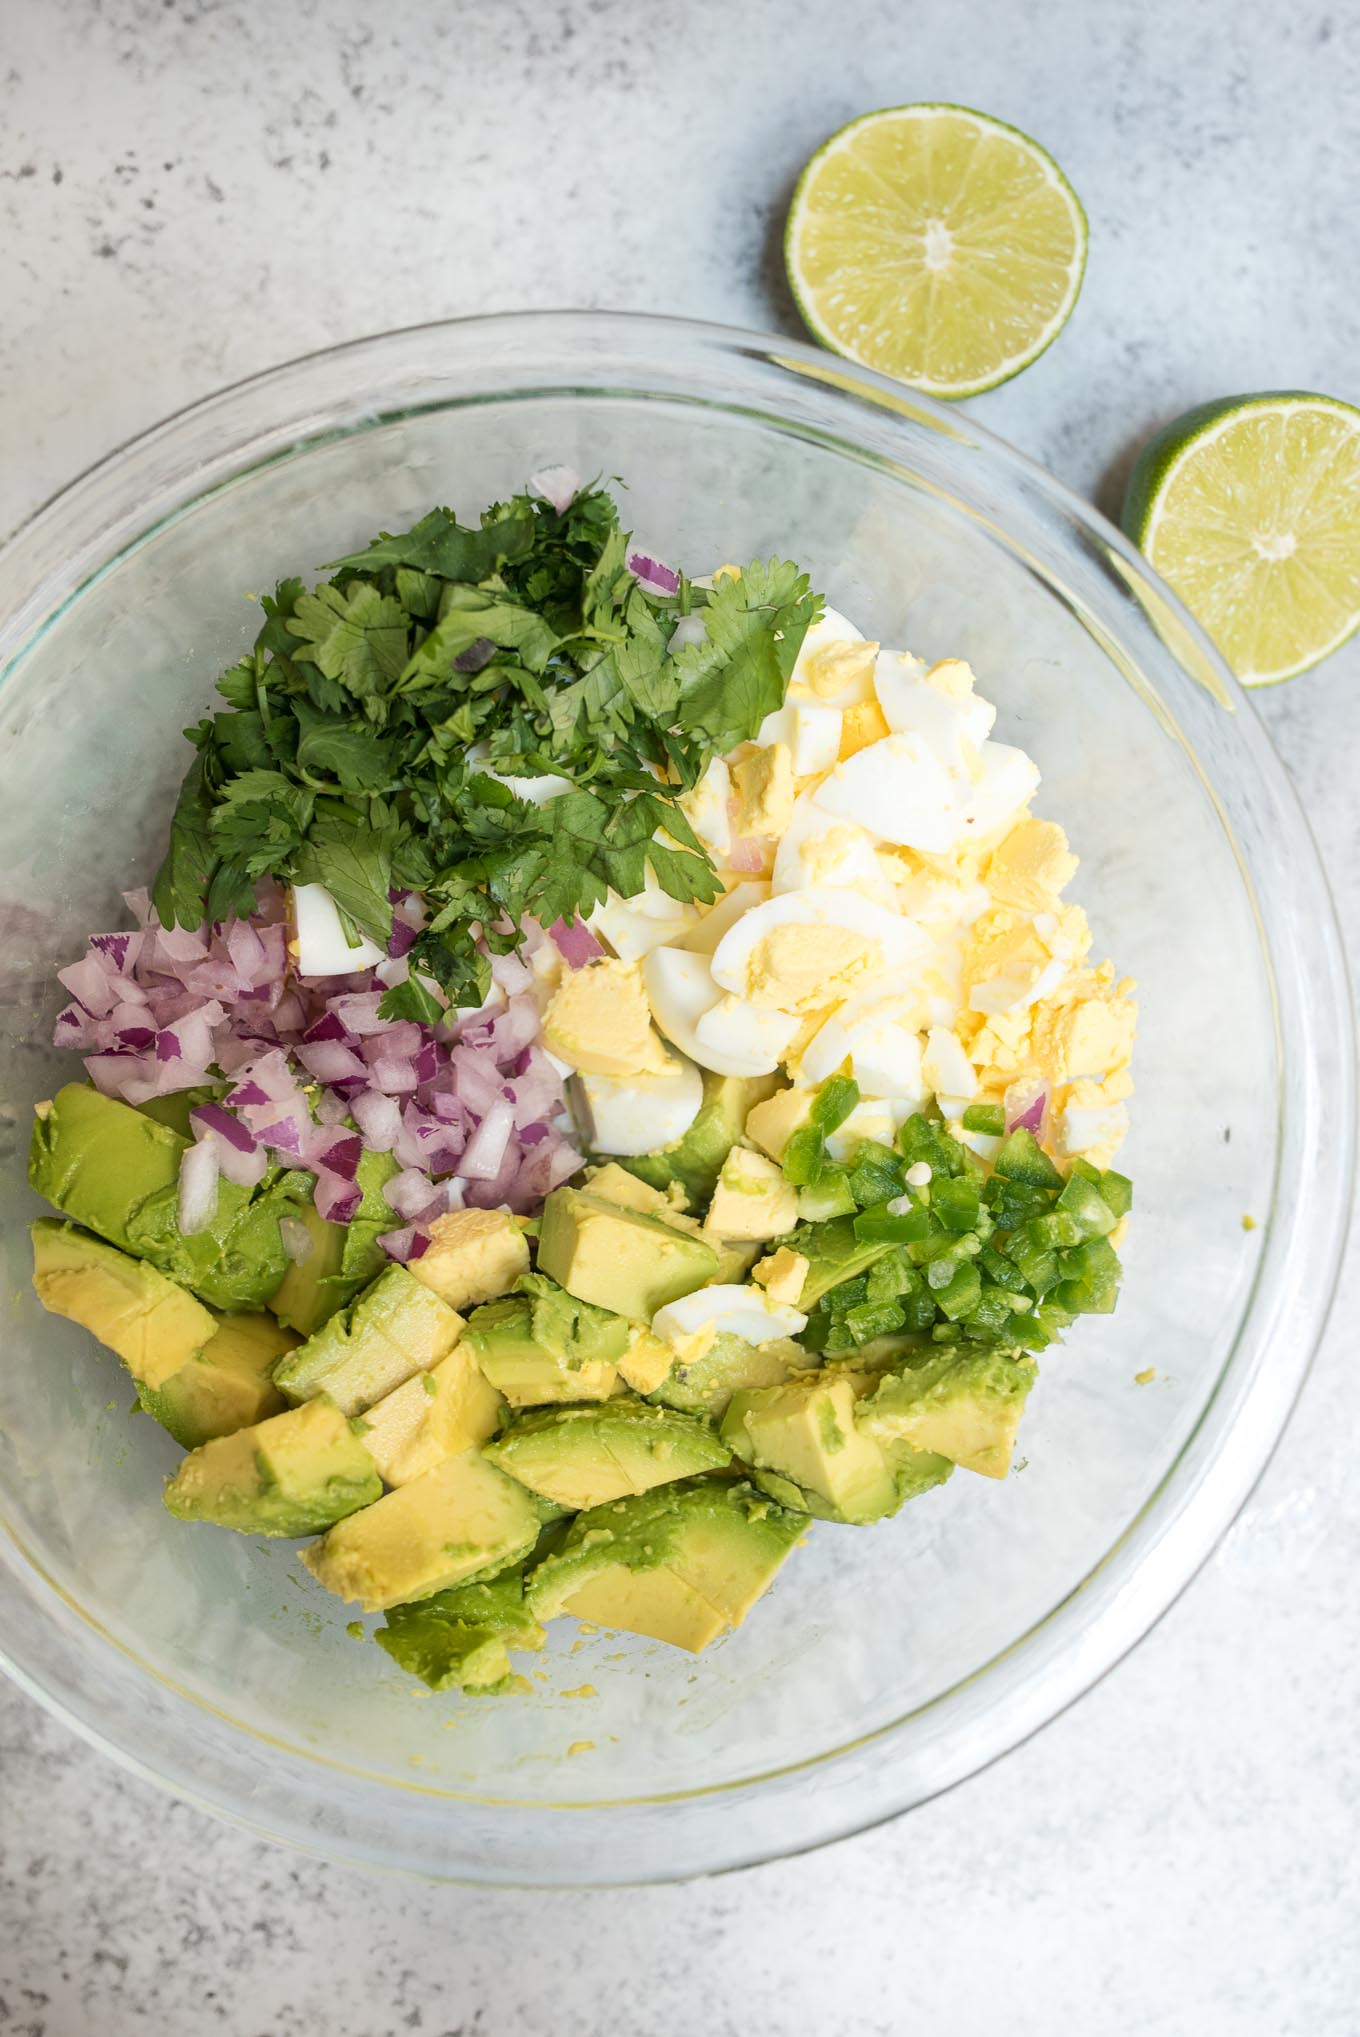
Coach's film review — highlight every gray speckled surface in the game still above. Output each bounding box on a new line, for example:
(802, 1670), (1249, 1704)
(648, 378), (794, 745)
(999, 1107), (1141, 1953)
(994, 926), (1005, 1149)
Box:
(2, 1), (1359, 2030)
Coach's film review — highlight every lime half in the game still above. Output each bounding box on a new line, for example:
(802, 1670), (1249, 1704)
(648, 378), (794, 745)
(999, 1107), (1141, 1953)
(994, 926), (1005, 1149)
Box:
(785, 104), (1087, 399)
(1124, 393), (1360, 686)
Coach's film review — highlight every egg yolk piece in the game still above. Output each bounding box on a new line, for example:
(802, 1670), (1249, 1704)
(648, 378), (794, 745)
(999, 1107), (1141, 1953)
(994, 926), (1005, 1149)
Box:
(743, 922), (883, 1012)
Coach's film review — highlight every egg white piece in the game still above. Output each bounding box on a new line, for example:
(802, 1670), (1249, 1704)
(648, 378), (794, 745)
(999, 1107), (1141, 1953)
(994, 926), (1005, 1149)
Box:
(756, 698), (843, 776)
(799, 990), (927, 1101)
(956, 742), (1040, 840)
(652, 1283), (807, 1347)
(670, 881), (771, 957)
(590, 887), (701, 963)
(291, 883), (384, 977)
(813, 734), (962, 854)
(709, 885), (928, 1004)
(968, 953), (1067, 1017)
(921, 1026), (978, 1100)
(791, 604), (874, 705)
(693, 994), (801, 1074)
(573, 1052), (704, 1157)
(771, 791), (894, 905)
(823, 1097), (915, 1163)
(1057, 1100), (1130, 1158)
(642, 946), (794, 1077)
(873, 652), (996, 766)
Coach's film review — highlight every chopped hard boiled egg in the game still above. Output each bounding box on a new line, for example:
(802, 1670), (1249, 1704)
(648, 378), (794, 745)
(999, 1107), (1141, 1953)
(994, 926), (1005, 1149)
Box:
(709, 887), (925, 1012)
(730, 743), (796, 839)
(652, 1283), (808, 1348)
(291, 883), (384, 977)
(573, 1052), (704, 1157)
(771, 793), (895, 905)
(799, 990), (926, 1101)
(642, 947), (797, 1078)
(792, 605), (878, 706)
(669, 881), (771, 957)
(756, 698), (843, 776)
(543, 959), (669, 1077)
(872, 652), (996, 765)
(679, 757), (733, 862)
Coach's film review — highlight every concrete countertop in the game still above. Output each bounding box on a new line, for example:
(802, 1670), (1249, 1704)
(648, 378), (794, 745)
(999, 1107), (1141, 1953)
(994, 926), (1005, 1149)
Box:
(2, 1), (1357, 2031)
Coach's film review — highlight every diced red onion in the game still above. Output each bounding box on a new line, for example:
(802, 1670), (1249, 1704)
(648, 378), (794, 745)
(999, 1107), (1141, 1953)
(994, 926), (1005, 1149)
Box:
(313, 1170), (361, 1225)
(295, 1039), (368, 1084)
(57, 953), (121, 1017)
(177, 1138), (219, 1235)
(214, 1139), (269, 1190)
(302, 1010), (349, 1045)
(627, 550), (680, 596)
(377, 1224), (431, 1264)
(528, 464), (580, 516)
(190, 1101), (257, 1155)
(313, 1087), (353, 1128)
(460, 1097), (515, 1181)
(548, 916), (605, 969)
(225, 1078), (270, 1108)
(317, 1134), (362, 1181)
(1005, 1081), (1049, 1135)
(350, 1089), (402, 1151)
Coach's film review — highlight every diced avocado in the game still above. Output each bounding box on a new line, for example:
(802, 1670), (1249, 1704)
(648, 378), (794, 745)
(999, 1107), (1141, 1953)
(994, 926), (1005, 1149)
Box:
(793, 1214), (896, 1307)
(617, 1324), (675, 1397)
(649, 1332), (810, 1420)
(703, 1146), (799, 1243)
(709, 1238), (764, 1285)
(529, 1477), (804, 1653)
(163, 1397), (381, 1537)
(858, 1348), (1037, 1478)
(31, 1217), (295, 1447)
(721, 1370), (950, 1524)
(485, 1401), (730, 1510)
(375, 1565), (547, 1694)
(303, 1450), (542, 1612)
(462, 1273), (628, 1406)
(142, 1310), (294, 1451)
(357, 1344), (504, 1487)
(743, 1084), (814, 1164)
(28, 1085), (308, 1310)
(274, 1264), (464, 1417)
(31, 1217), (216, 1385)
(617, 1071), (781, 1208)
(582, 1162), (694, 1223)
(406, 1207), (530, 1313)
(537, 1185), (719, 1319)
(270, 1149), (399, 1338)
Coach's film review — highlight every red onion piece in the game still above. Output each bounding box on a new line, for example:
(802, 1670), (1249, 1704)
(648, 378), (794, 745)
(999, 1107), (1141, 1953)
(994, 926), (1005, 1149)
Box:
(627, 550), (680, 596)
(177, 1138), (219, 1235)
(190, 1101), (257, 1155)
(313, 1170), (361, 1225)
(548, 916), (605, 969)
(460, 1097), (515, 1181)
(377, 1224), (430, 1264)
(528, 464), (580, 516)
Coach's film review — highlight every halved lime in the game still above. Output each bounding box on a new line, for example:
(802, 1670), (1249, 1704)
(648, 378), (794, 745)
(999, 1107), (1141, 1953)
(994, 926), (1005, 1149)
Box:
(784, 104), (1087, 399)
(1123, 393), (1360, 685)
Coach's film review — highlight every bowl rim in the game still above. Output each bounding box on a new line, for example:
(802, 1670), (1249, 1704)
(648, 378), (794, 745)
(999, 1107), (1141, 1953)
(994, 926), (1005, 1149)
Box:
(0, 308), (1353, 1884)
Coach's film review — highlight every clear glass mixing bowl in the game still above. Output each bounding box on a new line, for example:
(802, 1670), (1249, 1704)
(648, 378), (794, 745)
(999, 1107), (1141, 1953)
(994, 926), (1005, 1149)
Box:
(0, 314), (1350, 1885)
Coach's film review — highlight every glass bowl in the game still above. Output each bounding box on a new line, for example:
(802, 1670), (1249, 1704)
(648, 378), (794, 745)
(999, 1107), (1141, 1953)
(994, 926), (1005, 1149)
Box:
(0, 314), (1350, 1886)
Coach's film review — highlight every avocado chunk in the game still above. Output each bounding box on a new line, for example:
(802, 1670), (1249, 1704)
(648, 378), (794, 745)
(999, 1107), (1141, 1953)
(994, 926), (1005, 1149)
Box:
(582, 1162), (695, 1222)
(270, 1149), (399, 1338)
(537, 1185), (719, 1319)
(302, 1449), (542, 1612)
(144, 1310), (294, 1451)
(485, 1401), (730, 1510)
(616, 1071), (780, 1208)
(462, 1273), (628, 1406)
(357, 1344), (504, 1487)
(649, 1331), (809, 1420)
(406, 1207), (530, 1313)
(721, 1370), (951, 1523)
(375, 1565), (547, 1694)
(703, 1146), (799, 1243)
(28, 1084), (307, 1310)
(529, 1477), (805, 1653)
(31, 1217), (216, 1385)
(163, 1397), (381, 1537)
(858, 1349), (1036, 1479)
(273, 1264), (465, 1417)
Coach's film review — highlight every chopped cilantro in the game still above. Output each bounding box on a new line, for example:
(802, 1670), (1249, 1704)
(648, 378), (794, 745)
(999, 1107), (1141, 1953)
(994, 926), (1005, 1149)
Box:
(152, 485), (819, 1013)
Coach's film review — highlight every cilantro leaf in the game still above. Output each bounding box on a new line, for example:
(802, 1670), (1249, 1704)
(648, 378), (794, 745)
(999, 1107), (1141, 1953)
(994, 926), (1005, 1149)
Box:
(151, 752), (219, 929)
(672, 559), (820, 752)
(292, 700), (395, 792)
(293, 804), (396, 948)
(325, 505), (537, 582)
(286, 582), (410, 706)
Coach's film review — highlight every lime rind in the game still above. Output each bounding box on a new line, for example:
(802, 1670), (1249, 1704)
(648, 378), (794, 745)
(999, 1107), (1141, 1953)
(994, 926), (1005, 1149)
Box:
(785, 103), (1088, 401)
(1123, 392), (1360, 686)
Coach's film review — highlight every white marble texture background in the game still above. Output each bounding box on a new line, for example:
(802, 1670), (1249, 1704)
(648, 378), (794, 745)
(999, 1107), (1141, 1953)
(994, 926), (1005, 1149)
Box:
(1, 1), (1358, 2031)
